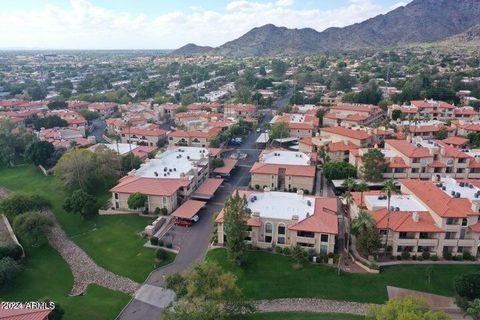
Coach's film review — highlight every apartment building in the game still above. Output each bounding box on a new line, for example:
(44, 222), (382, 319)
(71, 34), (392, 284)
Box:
(88, 102), (117, 118)
(397, 121), (455, 140)
(351, 178), (480, 258)
(120, 124), (167, 147)
(350, 138), (480, 180)
(323, 104), (384, 127)
(215, 190), (338, 254)
(224, 104), (256, 119)
(110, 147), (212, 213)
(319, 126), (374, 148)
(168, 127), (222, 148)
(388, 99), (479, 122)
(250, 149), (316, 193)
(270, 113), (319, 138)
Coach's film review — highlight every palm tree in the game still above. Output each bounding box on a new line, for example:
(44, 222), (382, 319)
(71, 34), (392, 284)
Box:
(318, 145), (331, 166)
(341, 177), (357, 254)
(356, 180), (369, 209)
(350, 210), (375, 236)
(126, 120), (133, 170)
(383, 179), (398, 256)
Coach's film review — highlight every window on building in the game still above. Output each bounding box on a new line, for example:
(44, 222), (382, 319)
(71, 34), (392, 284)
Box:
(320, 244), (328, 253)
(297, 231), (314, 238)
(265, 223), (273, 234)
(278, 224), (286, 235)
(265, 235), (272, 243)
(320, 234), (328, 242)
(419, 232), (430, 239)
(114, 193), (119, 200)
(399, 232), (407, 239)
(277, 237), (285, 244)
(462, 218), (468, 226)
(379, 229), (387, 236)
(457, 246), (464, 253)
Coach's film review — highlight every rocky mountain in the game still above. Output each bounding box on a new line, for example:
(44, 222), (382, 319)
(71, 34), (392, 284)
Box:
(170, 43), (213, 56)
(439, 23), (480, 47)
(172, 0), (480, 57)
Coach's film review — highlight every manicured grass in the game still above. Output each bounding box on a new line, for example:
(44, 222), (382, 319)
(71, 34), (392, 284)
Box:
(0, 165), (169, 282)
(207, 249), (478, 303)
(249, 312), (364, 320)
(0, 244), (130, 320)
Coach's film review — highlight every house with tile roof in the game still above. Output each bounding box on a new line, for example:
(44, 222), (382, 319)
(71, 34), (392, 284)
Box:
(250, 149), (316, 194)
(323, 104), (384, 127)
(168, 127), (222, 148)
(215, 189), (338, 254)
(224, 104), (256, 119)
(319, 126), (375, 148)
(270, 113), (319, 138)
(120, 124), (167, 147)
(351, 177), (480, 258)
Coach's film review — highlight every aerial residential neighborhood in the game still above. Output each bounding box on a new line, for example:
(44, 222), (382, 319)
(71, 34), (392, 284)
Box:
(1, 1), (480, 320)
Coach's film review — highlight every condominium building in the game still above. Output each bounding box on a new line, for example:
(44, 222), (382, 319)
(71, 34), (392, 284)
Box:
(250, 149), (316, 193)
(323, 104), (384, 127)
(351, 178), (480, 258)
(215, 190), (338, 254)
(270, 113), (319, 138)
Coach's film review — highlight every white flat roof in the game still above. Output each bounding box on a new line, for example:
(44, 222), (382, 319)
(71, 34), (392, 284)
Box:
(261, 150), (310, 165)
(365, 194), (427, 212)
(289, 114), (307, 123)
(247, 192), (314, 220)
(440, 177), (480, 201)
(134, 147), (209, 179)
(96, 143), (137, 155)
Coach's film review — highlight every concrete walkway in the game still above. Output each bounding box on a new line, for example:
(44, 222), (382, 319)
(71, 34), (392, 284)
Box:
(255, 298), (371, 315)
(134, 285), (176, 309)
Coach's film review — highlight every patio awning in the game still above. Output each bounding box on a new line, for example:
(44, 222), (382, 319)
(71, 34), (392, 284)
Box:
(191, 178), (223, 200)
(172, 200), (206, 220)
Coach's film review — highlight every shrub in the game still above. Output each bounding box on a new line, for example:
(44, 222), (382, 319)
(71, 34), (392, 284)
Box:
(397, 255), (402, 260)
(417, 256), (424, 261)
(165, 272), (187, 298)
(0, 244), (23, 261)
(275, 246), (283, 254)
(150, 236), (159, 246)
(411, 255), (417, 260)
(0, 194), (50, 219)
(254, 184), (260, 190)
(158, 240), (164, 247)
(401, 251), (410, 260)
(444, 252), (453, 260)
(0, 257), (21, 287)
(160, 207), (168, 216)
(166, 242), (173, 249)
(422, 251), (431, 260)
(318, 252), (328, 263)
(456, 255), (464, 261)
(282, 247), (291, 256)
(463, 251), (474, 261)
(155, 248), (168, 260)
(431, 255), (438, 261)
(154, 207), (161, 215)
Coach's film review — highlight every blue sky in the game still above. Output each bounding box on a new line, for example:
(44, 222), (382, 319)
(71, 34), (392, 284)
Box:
(0, 0), (411, 49)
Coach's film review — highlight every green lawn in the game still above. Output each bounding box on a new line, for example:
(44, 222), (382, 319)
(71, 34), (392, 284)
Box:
(207, 249), (477, 303)
(249, 313), (364, 320)
(0, 165), (171, 282)
(0, 244), (130, 320)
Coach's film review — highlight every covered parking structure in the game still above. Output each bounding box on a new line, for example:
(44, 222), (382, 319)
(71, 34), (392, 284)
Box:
(171, 199), (206, 220)
(191, 178), (224, 200)
(213, 159), (238, 178)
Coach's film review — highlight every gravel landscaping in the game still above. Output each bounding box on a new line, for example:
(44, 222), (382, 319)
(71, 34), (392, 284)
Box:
(254, 298), (371, 315)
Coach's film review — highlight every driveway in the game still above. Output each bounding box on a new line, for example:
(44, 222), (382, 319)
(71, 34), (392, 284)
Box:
(117, 89), (291, 320)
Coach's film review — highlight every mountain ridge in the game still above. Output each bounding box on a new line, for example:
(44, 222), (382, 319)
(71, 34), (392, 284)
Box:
(171, 0), (480, 57)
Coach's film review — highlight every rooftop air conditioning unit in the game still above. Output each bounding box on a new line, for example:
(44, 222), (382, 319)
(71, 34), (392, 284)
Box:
(395, 207), (400, 211)
(456, 192), (461, 198)
(154, 171), (158, 177)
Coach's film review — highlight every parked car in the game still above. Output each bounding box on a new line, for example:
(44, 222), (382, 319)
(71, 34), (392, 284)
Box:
(173, 217), (192, 227)
(256, 128), (261, 133)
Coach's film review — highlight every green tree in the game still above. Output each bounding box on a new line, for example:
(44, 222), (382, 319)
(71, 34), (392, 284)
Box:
(40, 297), (64, 320)
(78, 109), (100, 122)
(121, 153), (142, 173)
(454, 273), (480, 311)
(323, 161), (356, 180)
(357, 225), (381, 257)
(47, 101), (68, 110)
(434, 127), (448, 140)
(318, 145), (331, 165)
(0, 257), (21, 287)
(351, 210), (375, 236)
(367, 296), (450, 320)
(466, 298), (480, 320)
(361, 149), (388, 181)
(271, 59), (289, 78)
(383, 179), (399, 255)
(25, 140), (55, 166)
(63, 189), (97, 219)
(127, 192), (147, 210)
(391, 109), (403, 121)
(209, 136), (221, 148)
(269, 122), (290, 141)
(223, 191), (249, 267)
(211, 158), (224, 169)
(342, 177), (357, 253)
(163, 261), (254, 320)
(291, 245), (308, 267)
(54, 148), (96, 191)
(0, 194), (50, 219)
(31, 115), (69, 131)
(355, 180), (369, 208)
(13, 212), (53, 246)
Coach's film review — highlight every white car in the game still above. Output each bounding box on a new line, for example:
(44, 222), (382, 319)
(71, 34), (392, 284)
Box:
(191, 214), (200, 223)
(256, 128), (261, 133)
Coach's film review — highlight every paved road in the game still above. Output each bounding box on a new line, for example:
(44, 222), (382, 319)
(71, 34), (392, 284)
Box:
(118, 90), (290, 320)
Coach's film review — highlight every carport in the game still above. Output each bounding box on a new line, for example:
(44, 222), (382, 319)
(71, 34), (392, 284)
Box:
(191, 178), (224, 200)
(172, 199), (206, 220)
(213, 158), (238, 177)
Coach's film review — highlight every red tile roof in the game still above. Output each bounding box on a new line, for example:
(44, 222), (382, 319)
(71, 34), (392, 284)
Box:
(327, 141), (359, 152)
(442, 136), (469, 146)
(288, 197), (338, 234)
(168, 127), (221, 139)
(110, 176), (183, 196)
(385, 140), (431, 158)
(400, 179), (477, 218)
(250, 162), (316, 177)
(0, 309), (52, 320)
(193, 178), (223, 197)
(121, 127), (167, 137)
(320, 126), (370, 140)
(372, 209), (444, 233)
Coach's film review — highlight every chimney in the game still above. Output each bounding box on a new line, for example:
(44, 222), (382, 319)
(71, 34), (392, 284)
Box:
(412, 212), (419, 223)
